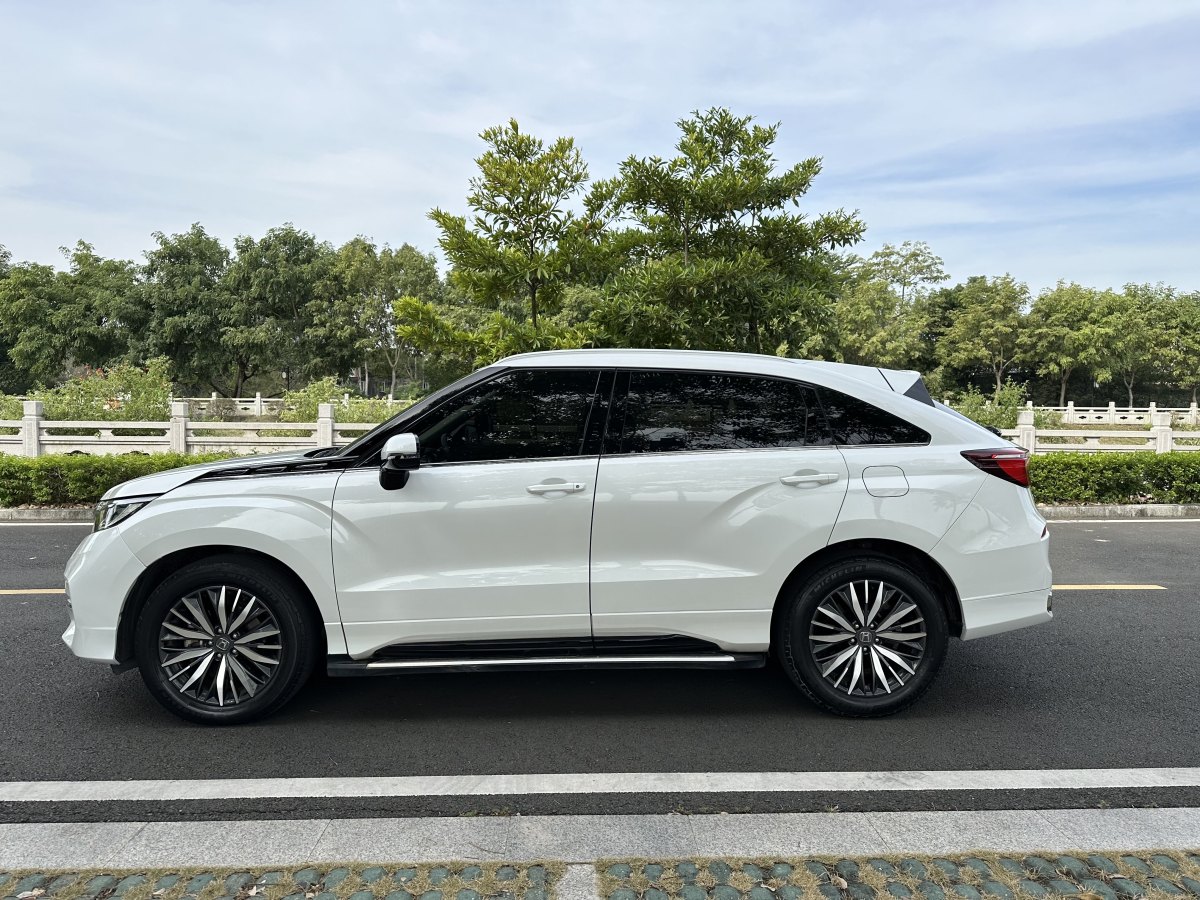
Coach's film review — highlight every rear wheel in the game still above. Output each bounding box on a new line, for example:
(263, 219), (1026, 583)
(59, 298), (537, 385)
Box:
(134, 556), (318, 725)
(777, 556), (948, 717)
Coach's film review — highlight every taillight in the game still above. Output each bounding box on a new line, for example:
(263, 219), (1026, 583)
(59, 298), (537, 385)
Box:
(961, 448), (1030, 488)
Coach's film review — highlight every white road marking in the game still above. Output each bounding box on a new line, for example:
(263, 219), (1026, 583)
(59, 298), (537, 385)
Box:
(0, 522), (91, 527)
(1047, 518), (1200, 523)
(3, 768), (1200, 802)
(1051, 584), (1166, 591)
(0, 588), (65, 596)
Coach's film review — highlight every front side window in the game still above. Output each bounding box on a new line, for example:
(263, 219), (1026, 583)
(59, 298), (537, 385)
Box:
(815, 386), (930, 446)
(609, 370), (831, 454)
(416, 369), (603, 464)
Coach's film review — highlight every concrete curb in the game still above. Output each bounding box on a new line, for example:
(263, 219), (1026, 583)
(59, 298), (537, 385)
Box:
(3, 809), (1200, 869)
(1, 505), (1199, 524)
(1038, 503), (1200, 519)
(0, 507), (92, 522)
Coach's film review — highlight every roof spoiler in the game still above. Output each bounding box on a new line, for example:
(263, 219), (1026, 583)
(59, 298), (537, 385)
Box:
(799, 361), (935, 407)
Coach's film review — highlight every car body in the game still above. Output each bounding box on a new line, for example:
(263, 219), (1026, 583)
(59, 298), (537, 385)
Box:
(64, 349), (1052, 722)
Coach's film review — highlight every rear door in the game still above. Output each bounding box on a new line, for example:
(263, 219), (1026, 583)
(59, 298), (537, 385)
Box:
(588, 369), (849, 649)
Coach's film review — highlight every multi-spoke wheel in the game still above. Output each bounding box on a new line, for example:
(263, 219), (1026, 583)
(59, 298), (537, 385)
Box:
(135, 556), (318, 724)
(777, 556), (948, 716)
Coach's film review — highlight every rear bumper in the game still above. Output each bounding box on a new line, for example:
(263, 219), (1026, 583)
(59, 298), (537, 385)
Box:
(62, 527), (146, 664)
(959, 587), (1053, 640)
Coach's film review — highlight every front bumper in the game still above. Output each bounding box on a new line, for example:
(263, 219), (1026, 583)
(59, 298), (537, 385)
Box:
(62, 526), (147, 663)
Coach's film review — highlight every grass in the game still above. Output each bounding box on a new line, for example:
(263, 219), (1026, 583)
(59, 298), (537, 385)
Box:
(597, 851), (1200, 900)
(1, 862), (563, 900)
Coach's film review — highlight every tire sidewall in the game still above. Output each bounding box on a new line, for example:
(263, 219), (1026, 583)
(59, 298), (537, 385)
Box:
(779, 557), (948, 716)
(134, 557), (315, 725)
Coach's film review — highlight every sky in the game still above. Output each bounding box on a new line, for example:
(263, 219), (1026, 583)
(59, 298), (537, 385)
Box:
(2, 0), (1199, 293)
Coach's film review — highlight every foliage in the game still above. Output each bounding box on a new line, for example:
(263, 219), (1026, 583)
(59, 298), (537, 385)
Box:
(1019, 281), (1112, 407)
(0, 452), (230, 507)
(277, 376), (402, 424)
(1029, 452), (1200, 505)
(588, 108), (864, 354)
(950, 382), (1060, 430)
(30, 358), (173, 421)
(938, 275), (1027, 398)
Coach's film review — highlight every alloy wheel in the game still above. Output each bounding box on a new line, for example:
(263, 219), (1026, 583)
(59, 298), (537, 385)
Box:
(157, 584), (283, 708)
(807, 579), (927, 697)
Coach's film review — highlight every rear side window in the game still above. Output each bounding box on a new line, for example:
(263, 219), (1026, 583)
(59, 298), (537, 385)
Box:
(609, 370), (832, 453)
(815, 386), (930, 446)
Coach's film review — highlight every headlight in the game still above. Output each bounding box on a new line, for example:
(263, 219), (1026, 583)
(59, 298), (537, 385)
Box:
(93, 496), (157, 532)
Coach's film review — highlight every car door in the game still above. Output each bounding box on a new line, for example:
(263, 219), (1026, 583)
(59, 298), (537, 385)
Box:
(332, 368), (610, 658)
(589, 369), (849, 650)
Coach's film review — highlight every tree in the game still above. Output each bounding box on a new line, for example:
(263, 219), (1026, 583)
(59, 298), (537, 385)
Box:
(938, 275), (1028, 399)
(1019, 281), (1112, 406)
(1100, 284), (1170, 408)
(223, 224), (344, 394)
(430, 119), (597, 329)
(141, 224), (231, 394)
(1156, 291), (1200, 404)
(831, 242), (947, 368)
(589, 108), (864, 354)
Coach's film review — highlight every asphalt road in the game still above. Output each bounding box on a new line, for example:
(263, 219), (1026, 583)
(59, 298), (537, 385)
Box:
(1, 520), (1198, 821)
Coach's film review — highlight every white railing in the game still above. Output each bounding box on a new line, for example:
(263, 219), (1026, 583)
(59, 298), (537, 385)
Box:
(1035, 401), (1200, 426)
(0, 401), (378, 457)
(1002, 410), (1200, 454)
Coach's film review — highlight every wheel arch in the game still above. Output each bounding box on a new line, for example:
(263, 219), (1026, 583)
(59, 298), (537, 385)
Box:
(113, 545), (327, 668)
(770, 538), (963, 646)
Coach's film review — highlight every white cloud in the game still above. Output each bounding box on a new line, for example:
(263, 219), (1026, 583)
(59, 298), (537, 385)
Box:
(0, 0), (1197, 291)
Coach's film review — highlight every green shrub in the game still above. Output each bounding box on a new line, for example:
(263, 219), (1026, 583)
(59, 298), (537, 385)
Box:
(0, 395), (20, 436)
(1029, 452), (1200, 505)
(0, 453), (230, 507)
(951, 382), (1060, 430)
(278, 377), (404, 424)
(31, 358), (173, 422)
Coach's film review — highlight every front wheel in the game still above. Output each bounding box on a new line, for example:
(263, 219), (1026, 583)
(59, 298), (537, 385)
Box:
(777, 556), (949, 717)
(134, 556), (318, 725)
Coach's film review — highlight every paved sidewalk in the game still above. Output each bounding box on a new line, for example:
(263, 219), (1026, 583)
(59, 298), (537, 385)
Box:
(3, 809), (1200, 869)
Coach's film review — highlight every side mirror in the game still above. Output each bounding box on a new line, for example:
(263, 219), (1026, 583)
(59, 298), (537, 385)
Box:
(380, 433), (420, 490)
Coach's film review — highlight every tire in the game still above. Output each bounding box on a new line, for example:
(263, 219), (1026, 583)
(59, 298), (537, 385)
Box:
(134, 555), (319, 725)
(776, 556), (948, 717)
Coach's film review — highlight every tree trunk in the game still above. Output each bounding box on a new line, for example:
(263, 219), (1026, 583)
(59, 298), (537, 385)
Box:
(529, 282), (539, 329)
(993, 368), (1004, 401)
(389, 365), (397, 398)
(1058, 370), (1072, 407)
(1125, 374), (1135, 409)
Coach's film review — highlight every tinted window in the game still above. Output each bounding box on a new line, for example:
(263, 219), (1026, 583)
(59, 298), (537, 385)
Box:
(417, 369), (602, 463)
(611, 371), (831, 454)
(815, 386), (930, 446)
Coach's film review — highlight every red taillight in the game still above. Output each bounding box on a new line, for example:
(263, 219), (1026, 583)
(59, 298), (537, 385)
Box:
(961, 448), (1030, 488)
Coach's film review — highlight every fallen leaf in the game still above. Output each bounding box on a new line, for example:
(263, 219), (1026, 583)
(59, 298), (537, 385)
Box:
(831, 876), (849, 890)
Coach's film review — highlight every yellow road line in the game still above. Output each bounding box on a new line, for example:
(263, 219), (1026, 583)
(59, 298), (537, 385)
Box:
(1052, 583), (1166, 591)
(0, 588), (65, 595)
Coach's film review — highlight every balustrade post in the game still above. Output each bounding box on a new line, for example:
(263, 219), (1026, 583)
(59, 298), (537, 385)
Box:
(1190, 402), (1199, 426)
(317, 403), (335, 447)
(254, 392), (264, 416)
(1107, 401), (1117, 424)
(1016, 409), (1037, 454)
(1151, 411), (1173, 454)
(169, 400), (189, 454)
(1065, 400), (1075, 421)
(21, 400), (43, 458)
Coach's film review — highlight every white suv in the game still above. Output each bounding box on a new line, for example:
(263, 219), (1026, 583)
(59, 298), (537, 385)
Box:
(64, 350), (1052, 724)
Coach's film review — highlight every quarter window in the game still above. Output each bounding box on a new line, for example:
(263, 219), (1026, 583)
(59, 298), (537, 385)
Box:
(610, 371), (831, 454)
(416, 369), (603, 464)
(815, 386), (930, 446)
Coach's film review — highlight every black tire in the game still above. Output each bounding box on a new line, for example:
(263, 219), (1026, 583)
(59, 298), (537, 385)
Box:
(776, 556), (948, 717)
(134, 555), (319, 725)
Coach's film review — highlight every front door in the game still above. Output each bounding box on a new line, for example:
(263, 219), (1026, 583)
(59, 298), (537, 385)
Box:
(332, 368), (609, 658)
(589, 369), (849, 649)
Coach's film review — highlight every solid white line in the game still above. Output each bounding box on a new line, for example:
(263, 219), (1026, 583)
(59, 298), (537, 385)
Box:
(4, 767), (1200, 802)
(1047, 518), (1200, 524)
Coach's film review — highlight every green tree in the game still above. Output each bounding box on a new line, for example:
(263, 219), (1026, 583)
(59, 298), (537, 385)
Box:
(590, 107), (864, 354)
(1100, 284), (1170, 408)
(938, 274), (1028, 399)
(141, 224), (231, 394)
(223, 224), (345, 394)
(430, 119), (598, 330)
(1161, 291), (1200, 404)
(831, 242), (947, 367)
(0, 262), (74, 385)
(1019, 281), (1112, 406)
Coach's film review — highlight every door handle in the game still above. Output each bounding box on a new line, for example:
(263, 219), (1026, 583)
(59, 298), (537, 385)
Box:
(780, 473), (840, 487)
(526, 482), (587, 495)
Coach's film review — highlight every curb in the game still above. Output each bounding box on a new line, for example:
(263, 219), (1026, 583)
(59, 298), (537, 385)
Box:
(0, 507), (92, 523)
(1038, 503), (1200, 519)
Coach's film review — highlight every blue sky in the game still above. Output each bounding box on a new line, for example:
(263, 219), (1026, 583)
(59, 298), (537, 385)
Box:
(2, 0), (1198, 292)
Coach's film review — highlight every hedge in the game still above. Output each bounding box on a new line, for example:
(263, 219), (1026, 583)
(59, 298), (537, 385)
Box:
(1, 450), (1199, 508)
(0, 453), (230, 507)
(1027, 452), (1200, 505)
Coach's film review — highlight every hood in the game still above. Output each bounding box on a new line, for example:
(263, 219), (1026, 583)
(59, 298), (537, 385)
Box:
(100, 450), (323, 501)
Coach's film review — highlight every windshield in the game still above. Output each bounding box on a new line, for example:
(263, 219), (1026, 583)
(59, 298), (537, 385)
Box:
(336, 366), (499, 458)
